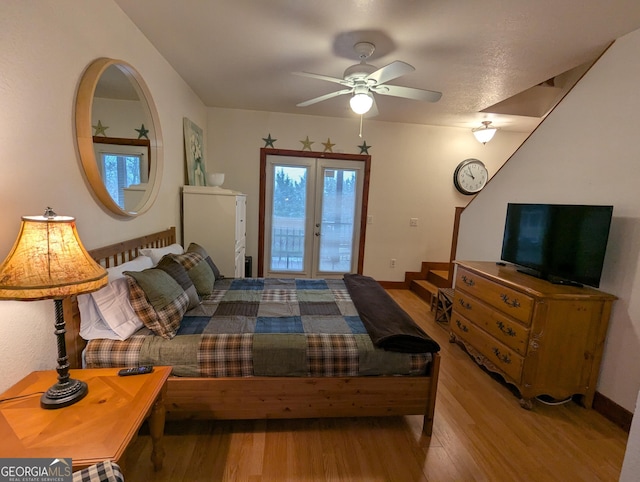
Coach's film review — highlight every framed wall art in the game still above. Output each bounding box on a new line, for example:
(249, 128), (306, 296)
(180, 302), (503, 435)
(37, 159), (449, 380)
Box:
(183, 117), (207, 186)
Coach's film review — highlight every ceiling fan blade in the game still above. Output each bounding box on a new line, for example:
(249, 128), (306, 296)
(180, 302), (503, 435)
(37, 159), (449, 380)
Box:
(297, 88), (353, 107)
(366, 61), (415, 85)
(372, 84), (442, 102)
(292, 71), (351, 86)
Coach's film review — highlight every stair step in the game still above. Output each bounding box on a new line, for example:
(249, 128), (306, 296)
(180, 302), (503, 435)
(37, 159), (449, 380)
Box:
(413, 279), (439, 294)
(426, 269), (452, 288)
(410, 279), (439, 306)
(430, 270), (449, 281)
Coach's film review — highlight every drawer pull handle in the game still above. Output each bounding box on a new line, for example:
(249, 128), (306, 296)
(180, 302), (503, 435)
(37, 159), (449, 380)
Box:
(496, 321), (516, 337)
(500, 293), (521, 308)
(457, 298), (472, 310)
(492, 347), (512, 364)
(461, 275), (475, 287)
(455, 319), (469, 332)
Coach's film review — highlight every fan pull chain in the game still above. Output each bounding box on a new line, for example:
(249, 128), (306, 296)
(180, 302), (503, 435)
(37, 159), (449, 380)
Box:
(359, 114), (364, 138)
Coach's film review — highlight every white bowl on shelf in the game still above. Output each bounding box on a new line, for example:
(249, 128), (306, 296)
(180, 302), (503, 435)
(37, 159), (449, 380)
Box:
(207, 172), (225, 187)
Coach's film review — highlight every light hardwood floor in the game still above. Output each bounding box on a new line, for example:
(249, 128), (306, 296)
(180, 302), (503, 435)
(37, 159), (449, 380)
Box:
(123, 289), (628, 481)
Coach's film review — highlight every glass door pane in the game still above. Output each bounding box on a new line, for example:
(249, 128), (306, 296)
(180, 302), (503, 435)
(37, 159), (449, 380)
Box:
(269, 165), (308, 272)
(317, 168), (357, 274)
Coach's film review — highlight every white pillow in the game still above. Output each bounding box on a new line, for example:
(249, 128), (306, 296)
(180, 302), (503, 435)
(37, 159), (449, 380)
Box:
(93, 277), (144, 338)
(79, 278), (144, 340)
(139, 243), (184, 266)
(79, 256), (153, 340)
(107, 255), (153, 280)
(78, 291), (107, 340)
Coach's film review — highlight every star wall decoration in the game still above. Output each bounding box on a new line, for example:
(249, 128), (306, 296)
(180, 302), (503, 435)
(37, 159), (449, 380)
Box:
(92, 120), (109, 136)
(358, 141), (371, 154)
(322, 138), (335, 153)
(300, 136), (314, 151)
(262, 133), (277, 148)
(135, 124), (149, 139)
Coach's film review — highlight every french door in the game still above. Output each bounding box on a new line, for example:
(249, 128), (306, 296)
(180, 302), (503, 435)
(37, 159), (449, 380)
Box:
(260, 150), (369, 278)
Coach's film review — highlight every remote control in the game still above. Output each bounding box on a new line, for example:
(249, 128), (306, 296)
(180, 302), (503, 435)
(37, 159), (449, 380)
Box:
(118, 366), (154, 376)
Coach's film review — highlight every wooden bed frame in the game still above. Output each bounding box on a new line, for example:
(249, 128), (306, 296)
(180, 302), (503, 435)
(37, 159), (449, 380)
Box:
(64, 227), (441, 435)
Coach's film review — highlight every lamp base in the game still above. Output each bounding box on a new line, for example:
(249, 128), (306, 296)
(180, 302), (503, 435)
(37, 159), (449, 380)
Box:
(41, 378), (88, 409)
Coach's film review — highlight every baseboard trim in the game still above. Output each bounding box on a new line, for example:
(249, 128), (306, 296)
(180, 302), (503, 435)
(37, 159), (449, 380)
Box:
(378, 281), (407, 289)
(593, 391), (632, 432)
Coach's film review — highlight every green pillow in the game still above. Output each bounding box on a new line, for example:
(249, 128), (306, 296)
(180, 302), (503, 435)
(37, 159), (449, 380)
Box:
(156, 255), (201, 310)
(124, 268), (185, 311)
(187, 243), (222, 280)
(125, 274), (188, 339)
(168, 252), (216, 297)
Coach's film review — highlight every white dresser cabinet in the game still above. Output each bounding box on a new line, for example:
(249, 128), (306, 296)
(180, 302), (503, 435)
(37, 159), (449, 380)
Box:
(182, 186), (247, 278)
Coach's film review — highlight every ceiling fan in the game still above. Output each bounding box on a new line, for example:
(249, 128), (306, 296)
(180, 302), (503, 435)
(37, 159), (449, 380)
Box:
(293, 42), (442, 116)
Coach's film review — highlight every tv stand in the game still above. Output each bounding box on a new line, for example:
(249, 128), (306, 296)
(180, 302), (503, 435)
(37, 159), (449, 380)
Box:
(450, 261), (616, 409)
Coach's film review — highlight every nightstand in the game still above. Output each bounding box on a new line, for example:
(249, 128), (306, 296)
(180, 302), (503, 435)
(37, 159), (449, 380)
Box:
(0, 366), (171, 472)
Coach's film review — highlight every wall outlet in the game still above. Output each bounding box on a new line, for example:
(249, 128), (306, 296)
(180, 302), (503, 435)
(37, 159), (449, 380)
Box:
(410, 218), (418, 227)
(390, 258), (396, 268)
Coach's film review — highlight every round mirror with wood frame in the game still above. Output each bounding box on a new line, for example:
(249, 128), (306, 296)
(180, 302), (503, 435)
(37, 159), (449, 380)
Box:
(75, 58), (163, 217)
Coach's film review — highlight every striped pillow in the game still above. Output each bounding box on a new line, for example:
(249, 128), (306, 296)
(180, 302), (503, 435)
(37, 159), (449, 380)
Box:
(125, 273), (188, 339)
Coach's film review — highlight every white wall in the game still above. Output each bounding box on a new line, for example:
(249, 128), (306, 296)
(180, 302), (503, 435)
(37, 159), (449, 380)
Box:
(206, 109), (527, 280)
(0, 0), (205, 392)
(457, 28), (640, 412)
(620, 389), (640, 480)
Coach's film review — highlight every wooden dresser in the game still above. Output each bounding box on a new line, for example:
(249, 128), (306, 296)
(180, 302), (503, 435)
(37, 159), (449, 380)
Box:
(450, 261), (616, 409)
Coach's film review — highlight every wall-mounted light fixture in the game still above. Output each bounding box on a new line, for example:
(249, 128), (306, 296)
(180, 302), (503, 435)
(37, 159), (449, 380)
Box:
(472, 121), (498, 144)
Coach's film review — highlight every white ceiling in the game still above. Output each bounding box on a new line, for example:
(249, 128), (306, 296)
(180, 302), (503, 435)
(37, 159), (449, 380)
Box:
(114, 0), (640, 133)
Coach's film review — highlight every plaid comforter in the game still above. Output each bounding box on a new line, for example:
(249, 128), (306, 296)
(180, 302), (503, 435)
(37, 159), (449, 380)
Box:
(85, 278), (433, 377)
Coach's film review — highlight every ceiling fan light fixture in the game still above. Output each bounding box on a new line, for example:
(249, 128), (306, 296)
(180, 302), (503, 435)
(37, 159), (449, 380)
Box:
(350, 92), (373, 115)
(472, 121), (498, 144)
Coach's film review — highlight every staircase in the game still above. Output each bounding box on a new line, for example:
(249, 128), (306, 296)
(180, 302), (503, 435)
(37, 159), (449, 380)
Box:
(405, 206), (463, 307)
(406, 262), (453, 307)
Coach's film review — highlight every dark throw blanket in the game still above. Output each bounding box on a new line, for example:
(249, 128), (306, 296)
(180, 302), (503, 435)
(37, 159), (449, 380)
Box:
(343, 273), (441, 354)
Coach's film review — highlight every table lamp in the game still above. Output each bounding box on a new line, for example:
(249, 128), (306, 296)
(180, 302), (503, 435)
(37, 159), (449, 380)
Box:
(0, 208), (107, 409)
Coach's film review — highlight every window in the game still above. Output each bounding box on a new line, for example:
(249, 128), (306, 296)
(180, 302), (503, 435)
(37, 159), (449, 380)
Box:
(94, 141), (149, 210)
(100, 152), (142, 209)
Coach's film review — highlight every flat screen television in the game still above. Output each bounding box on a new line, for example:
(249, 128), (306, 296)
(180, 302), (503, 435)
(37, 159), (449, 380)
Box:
(500, 203), (613, 288)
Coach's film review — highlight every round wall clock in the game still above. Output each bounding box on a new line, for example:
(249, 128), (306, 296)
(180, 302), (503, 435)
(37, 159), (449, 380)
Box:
(453, 158), (488, 195)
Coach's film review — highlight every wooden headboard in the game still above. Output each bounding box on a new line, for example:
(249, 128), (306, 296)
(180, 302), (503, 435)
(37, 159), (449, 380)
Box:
(63, 227), (177, 369)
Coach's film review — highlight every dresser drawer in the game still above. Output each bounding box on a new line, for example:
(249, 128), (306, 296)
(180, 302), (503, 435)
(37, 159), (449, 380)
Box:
(451, 312), (524, 383)
(453, 290), (529, 356)
(455, 267), (534, 325)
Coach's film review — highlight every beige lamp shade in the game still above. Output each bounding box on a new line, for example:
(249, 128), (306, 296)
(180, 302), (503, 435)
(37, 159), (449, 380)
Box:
(0, 213), (107, 300)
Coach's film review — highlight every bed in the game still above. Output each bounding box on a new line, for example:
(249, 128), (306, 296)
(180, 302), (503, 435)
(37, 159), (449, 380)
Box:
(64, 227), (441, 435)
